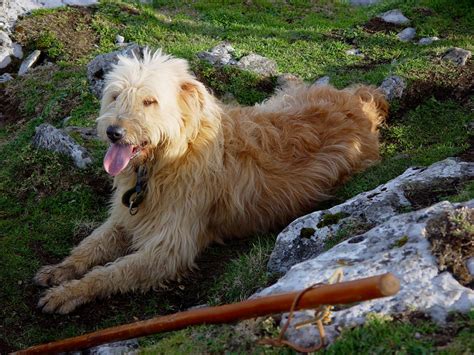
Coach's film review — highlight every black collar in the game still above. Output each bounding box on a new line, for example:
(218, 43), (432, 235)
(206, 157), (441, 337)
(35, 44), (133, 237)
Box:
(121, 165), (148, 215)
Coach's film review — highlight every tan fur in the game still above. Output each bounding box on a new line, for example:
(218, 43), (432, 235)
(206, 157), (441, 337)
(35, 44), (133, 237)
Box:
(35, 50), (388, 313)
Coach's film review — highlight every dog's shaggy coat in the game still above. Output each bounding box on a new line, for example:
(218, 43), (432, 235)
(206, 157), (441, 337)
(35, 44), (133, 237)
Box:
(35, 50), (388, 313)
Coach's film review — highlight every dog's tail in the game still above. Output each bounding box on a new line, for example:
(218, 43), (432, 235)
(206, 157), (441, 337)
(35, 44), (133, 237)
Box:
(351, 85), (389, 131)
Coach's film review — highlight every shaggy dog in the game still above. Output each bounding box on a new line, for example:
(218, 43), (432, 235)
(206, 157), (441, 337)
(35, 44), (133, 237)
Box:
(35, 50), (388, 313)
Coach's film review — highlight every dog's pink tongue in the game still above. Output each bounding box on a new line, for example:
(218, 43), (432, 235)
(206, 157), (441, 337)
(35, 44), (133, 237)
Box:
(104, 144), (134, 176)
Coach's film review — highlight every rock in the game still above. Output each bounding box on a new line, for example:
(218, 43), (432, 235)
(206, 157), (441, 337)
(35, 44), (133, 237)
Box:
(18, 50), (41, 75)
(0, 30), (13, 68)
(345, 48), (363, 56)
(0, 72), (13, 83)
(237, 53), (278, 76)
(350, 0), (380, 5)
(442, 47), (472, 66)
(276, 73), (303, 89)
(397, 27), (416, 42)
(115, 34), (125, 44)
(258, 199), (474, 347)
(87, 44), (145, 98)
(12, 42), (23, 58)
(467, 258), (474, 277)
(86, 339), (139, 355)
(197, 42), (237, 66)
(378, 75), (406, 100)
(417, 37), (439, 45)
(313, 76), (330, 86)
(267, 158), (474, 275)
(33, 123), (92, 169)
(377, 9), (410, 25)
(64, 126), (98, 141)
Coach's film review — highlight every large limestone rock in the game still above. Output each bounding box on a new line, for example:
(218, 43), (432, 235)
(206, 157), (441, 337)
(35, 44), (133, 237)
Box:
(236, 53), (278, 76)
(33, 123), (92, 168)
(442, 47), (472, 66)
(86, 44), (145, 98)
(268, 158), (474, 275)
(258, 199), (474, 347)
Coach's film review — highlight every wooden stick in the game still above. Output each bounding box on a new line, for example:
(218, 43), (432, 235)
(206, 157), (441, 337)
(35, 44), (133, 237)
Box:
(14, 273), (400, 354)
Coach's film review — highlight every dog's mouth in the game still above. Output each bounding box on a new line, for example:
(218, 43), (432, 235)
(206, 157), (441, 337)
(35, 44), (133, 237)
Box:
(103, 142), (148, 176)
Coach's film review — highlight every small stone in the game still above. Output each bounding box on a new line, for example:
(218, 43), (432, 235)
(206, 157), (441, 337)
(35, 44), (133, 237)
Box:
(378, 9), (410, 25)
(237, 53), (278, 76)
(378, 75), (406, 101)
(115, 34), (125, 44)
(414, 332), (422, 339)
(350, 0), (380, 5)
(313, 76), (330, 86)
(345, 48), (363, 56)
(442, 47), (472, 66)
(87, 339), (139, 355)
(197, 42), (237, 66)
(0, 73), (13, 83)
(18, 50), (41, 76)
(417, 37), (439, 45)
(33, 123), (92, 169)
(467, 257), (474, 277)
(276, 73), (303, 89)
(397, 27), (416, 42)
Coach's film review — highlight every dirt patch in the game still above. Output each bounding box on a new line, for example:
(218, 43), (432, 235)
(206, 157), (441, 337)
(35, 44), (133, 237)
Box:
(426, 207), (474, 288)
(363, 18), (405, 34)
(0, 88), (24, 128)
(393, 62), (474, 120)
(403, 178), (466, 210)
(413, 7), (436, 17)
(14, 6), (98, 62)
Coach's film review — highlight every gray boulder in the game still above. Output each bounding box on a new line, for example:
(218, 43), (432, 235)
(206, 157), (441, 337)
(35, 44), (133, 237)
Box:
(33, 123), (92, 169)
(267, 158), (474, 275)
(197, 42), (237, 66)
(258, 200), (474, 347)
(378, 75), (406, 100)
(377, 9), (410, 25)
(442, 47), (472, 66)
(397, 27), (416, 42)
(236, 53), (278, 76)
(86, 44), (145, 98)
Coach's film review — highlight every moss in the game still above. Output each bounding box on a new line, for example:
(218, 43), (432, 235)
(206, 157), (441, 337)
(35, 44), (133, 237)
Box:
(299, 227), (316, 239)
(391, 235), (409, 248)
(317, 212), (349, 228)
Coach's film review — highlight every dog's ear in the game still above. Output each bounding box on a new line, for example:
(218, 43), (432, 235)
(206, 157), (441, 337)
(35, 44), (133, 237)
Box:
(178, 80), (208, 117)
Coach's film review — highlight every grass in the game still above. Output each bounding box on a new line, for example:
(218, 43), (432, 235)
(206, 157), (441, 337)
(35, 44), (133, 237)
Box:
(0, 0), (473, 352)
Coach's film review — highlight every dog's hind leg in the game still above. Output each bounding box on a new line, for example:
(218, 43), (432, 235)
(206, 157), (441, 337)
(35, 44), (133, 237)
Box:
(34, 220), (130, 287)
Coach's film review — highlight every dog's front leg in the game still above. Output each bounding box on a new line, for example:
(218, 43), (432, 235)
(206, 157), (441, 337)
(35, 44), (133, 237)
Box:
(34, 220), (129, 287)
(37, 233), (201, 314)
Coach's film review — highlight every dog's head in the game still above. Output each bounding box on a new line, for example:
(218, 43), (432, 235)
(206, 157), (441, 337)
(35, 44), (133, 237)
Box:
(97, 48), (215, 176)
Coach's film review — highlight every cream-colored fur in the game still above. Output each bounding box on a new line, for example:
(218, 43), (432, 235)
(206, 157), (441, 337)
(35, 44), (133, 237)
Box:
(35, 50), (388, 313)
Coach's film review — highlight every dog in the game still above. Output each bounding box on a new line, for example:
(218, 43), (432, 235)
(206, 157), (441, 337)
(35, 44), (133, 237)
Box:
(34, 49), (388, 313)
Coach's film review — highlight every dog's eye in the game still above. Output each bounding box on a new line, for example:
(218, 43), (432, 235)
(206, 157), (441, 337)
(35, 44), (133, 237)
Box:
(112, 94), (118, 101)
(143, 98), (158, 107)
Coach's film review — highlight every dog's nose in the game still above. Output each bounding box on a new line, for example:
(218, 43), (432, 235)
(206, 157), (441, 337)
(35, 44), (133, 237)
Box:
(106, 125), (126, 143)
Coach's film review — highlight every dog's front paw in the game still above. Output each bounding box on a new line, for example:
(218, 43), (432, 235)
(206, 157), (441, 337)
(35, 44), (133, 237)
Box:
(38, 281), (89, 314)
(34, 264), (78, 287)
